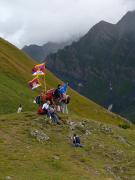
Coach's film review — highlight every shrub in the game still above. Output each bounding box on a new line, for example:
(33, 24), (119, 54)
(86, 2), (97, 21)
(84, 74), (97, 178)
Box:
(118, 124), (130, 129)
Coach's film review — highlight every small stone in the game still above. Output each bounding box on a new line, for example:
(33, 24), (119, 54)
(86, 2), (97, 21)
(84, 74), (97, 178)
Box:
(30, 129), (49, 142)
(5, 176), (12, 180)
(99, 124), (113, 134)
(53, 155), (60, 160)
(85, 130), (92, 136)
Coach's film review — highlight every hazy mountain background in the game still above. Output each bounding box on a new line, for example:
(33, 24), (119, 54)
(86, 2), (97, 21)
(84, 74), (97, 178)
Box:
(22, 40), (74, 62)
(45, 10), (135, 123)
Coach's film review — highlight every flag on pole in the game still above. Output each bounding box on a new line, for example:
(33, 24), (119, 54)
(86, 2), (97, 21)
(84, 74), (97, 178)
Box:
(28, 77), (41, 90)
(32, 63), (45, 76)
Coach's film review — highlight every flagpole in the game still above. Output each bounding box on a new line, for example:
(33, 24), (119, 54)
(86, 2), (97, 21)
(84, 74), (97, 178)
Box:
(43, 74), (46, 93)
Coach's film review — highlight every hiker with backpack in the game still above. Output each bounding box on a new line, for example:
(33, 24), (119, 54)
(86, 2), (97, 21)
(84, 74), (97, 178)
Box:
(36, 82), (70, 114)
(53, 84), (62, 112)
(35, 91), (46, 106)
(53, 83), (69, 112)
(72, 134), (83, 147)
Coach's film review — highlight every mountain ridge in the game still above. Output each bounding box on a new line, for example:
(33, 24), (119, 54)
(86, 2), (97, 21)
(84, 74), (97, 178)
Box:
(46, 10), (135, 122)
(22, 41), (74, 62)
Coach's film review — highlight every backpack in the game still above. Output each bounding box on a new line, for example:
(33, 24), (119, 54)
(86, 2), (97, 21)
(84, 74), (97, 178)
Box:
(36, 96), (41, 105)
(37, 106), (44, 115)
(53, 88), (61, 99)
(46, 89), (55, 100)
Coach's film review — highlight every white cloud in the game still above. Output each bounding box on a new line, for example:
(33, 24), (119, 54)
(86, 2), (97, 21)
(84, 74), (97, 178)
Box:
(0, 0), (135, 48)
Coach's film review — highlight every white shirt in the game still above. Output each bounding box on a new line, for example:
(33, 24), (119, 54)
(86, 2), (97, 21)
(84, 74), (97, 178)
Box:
(17, 107), (22, 113)
(42, 103), (49, 110)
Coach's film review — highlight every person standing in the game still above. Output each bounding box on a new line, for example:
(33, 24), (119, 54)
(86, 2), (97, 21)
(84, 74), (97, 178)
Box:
(61, 95), (70, 114)
(53, 84), (62, 112)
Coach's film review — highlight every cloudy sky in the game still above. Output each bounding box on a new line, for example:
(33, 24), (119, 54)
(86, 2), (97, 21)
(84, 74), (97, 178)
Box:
(0, 0), (135, 48)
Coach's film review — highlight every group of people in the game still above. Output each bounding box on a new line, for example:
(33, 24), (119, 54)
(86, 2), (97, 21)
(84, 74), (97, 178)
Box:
(35, 83), (70, 124)
(17, 83), (83, 147)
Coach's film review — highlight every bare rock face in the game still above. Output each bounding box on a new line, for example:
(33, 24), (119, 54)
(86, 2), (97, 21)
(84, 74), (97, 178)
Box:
(30, 129), (49, 142)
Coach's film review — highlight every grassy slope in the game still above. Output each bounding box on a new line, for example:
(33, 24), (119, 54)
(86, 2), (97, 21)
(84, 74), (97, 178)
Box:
(0, 38), (135, 179)
(0, 113), (135, 180)
(0, 38), (126, 126)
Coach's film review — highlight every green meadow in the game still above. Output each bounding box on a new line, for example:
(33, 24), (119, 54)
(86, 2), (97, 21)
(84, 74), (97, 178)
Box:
(0, 38), (135, 180)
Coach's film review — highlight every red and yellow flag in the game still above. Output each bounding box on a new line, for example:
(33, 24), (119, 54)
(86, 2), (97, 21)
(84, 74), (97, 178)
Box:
(28, 77), (41, 90)
(32, 63), (45, 76)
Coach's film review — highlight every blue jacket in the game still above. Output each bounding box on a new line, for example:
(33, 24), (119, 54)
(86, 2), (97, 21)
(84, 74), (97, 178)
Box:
(60, 83), (68, 94)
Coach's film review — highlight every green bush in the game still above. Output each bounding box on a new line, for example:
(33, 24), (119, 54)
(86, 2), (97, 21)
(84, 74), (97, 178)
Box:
(118, 124), (130, 129)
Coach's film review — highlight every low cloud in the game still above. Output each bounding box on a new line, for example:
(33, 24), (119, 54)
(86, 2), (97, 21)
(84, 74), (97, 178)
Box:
(0, 0), (135, 48)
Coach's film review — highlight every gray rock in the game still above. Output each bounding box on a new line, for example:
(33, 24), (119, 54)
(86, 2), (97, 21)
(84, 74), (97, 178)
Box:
(5, 176), (12, 180)
(53, 155), (60, 160)
(99, 124), (113, 134)
(68, 121), (87, 131)
(30, 129), (49, 142)
(85, 130), (92, 136)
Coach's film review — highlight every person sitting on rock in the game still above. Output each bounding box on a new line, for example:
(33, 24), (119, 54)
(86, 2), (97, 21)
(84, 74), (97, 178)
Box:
(42, 101), (51, 119)
(42, 101), (60, 124)
(49, 105), (60, 124)
(72, 134), (83, 147)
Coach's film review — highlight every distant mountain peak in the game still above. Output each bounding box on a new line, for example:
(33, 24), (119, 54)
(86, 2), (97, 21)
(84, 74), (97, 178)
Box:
(91, 20), (114, 31)
(22, 41), (72, 62)
(117, 10), (135, 24)
(82, 19), (116, 43)
(117, 10), (135, 37)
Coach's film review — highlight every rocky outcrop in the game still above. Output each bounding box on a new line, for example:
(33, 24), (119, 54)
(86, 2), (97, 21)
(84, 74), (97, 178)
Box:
(30, 129), (49, 142)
